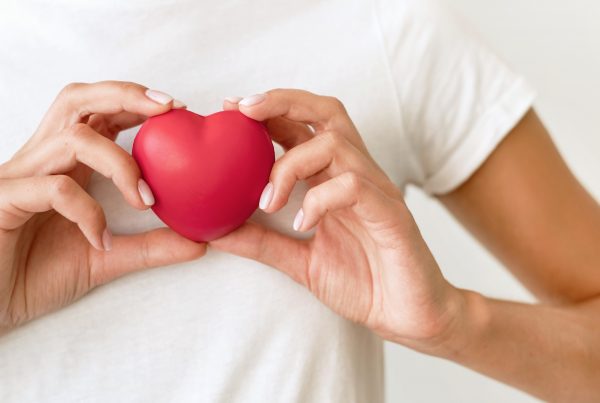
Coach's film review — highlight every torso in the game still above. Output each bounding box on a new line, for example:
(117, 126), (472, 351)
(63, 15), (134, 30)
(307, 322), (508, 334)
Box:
(0, 1), (419, 401)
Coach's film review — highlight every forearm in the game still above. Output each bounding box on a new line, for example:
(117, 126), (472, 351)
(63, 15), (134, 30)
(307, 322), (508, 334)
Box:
(436, 290), (600, 402)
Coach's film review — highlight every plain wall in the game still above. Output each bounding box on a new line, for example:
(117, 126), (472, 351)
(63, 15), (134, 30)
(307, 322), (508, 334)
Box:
(385, 1), (600, 402)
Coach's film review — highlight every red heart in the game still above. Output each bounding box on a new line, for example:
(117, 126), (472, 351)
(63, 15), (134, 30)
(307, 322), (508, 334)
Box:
(132, 109), (275, 242)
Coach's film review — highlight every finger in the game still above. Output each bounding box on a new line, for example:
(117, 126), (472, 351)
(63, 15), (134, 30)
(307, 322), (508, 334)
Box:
(223, 97), (243, 110)
(264, 117), (314, 150)
(89, 228), (207, 288)
(263, 131), (369, 213)
(0, 175), (108, 250)
(236, 89), (349, 132)
(10, 123), (150, 209)
(224, 97), (314, 150)
(87, 111), (148, 140)
(296, 172), (399, 232)
(210, 221), (311, 287)
(236, 89), (370, 154)
(40, 81), (180, 132)
(59, 124), (150, 208)
(88, 97), (186, 139)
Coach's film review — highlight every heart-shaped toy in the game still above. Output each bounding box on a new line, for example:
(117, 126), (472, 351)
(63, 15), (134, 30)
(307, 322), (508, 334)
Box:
(132, 109), (275, 242)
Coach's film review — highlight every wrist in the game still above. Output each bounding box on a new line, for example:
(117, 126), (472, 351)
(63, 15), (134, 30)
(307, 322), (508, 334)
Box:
(392, 287), (491, 359)
(385, 285), (491, 359)
(429, 289), (491, 360)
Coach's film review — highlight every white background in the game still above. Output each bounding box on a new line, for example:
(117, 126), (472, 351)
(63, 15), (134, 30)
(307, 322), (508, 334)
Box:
(385, 1), (600, 402)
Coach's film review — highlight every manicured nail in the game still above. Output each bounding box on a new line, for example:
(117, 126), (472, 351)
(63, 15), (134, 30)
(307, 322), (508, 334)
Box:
(225, 96), (243, 104)
(138, 178), (155, 206)
(102, 228), (113, 252)
(239, 93), (266, 107)
(259, 182), (274, 210)
(172, 99), (187, 108)
(293, 208), (304, 231)
(91, 237), (104, 251)
(145, 89), (174, 105)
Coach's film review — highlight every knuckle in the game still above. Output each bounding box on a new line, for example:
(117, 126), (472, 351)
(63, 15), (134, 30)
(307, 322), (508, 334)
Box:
(116, 81), (141, 93)
(59, 82), (85, 99)
(58, 83), (90, 119)
(120, 158), (141, 182)
(113, 150), (138, 173)
(269, 160), (284, 181)
(304, 188), (321, 211)
(66, 122), (90, 139)
(340, 171), (362, 193)
(267, 87), (284, 95)
(321, 131), (345, 152)
(49, 175), (76, 198)
(61, 124), (90, 156)
(270, 156), (293, 183)
(325, 96), (347, 114)
(124, 154), (140, 173)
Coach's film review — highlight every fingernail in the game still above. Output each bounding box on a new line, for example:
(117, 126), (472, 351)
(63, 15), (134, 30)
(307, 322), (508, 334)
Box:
(145, 89), (174, 105)
(102, 228), (113, 252)
(91, 238), (104, 251)
(239, 93), (266, 107)
(293, 208), (304, 231)
(172, 99), (187, 108)
(259, 182), (274, 210)
(138, 178), (155, 206)
(225, 96), (243, 104)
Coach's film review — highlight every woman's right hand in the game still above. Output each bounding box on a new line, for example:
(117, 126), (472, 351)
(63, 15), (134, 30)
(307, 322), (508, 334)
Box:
(0, 81), (206, 335)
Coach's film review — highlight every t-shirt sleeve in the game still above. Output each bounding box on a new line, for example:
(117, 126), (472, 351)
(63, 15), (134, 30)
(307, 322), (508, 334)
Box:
(374, 0), (536, 195)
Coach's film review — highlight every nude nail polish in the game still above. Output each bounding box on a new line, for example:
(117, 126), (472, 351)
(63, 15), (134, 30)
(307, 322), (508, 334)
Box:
(259, 182), (274, 210)
(145, 89), (174, 105)
(172, 99), (187, 108)
(239, 93), (266, 107)
(293, 208), (304, 231)
(138, 178), (155, 206)
(225, 96), (243, 104)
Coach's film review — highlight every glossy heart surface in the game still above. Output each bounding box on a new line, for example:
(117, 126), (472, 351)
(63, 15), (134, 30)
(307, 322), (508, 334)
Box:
(132, 109), (274, 242)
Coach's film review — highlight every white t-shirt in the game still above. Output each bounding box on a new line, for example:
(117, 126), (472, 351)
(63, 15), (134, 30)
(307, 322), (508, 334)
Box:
(0, 0), (534, 401)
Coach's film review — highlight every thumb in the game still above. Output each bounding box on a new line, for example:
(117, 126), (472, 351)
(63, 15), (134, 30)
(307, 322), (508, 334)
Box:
(210, 221), (311, 287)
(89, 228), (206, 287)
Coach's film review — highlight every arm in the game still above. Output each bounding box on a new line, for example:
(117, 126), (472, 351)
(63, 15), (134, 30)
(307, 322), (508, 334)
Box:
(438, 109), (600, 401)
(212, 91), (600, 402)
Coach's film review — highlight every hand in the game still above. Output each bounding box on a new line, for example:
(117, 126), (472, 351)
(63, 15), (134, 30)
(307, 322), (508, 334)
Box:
(0, 81), (205, 334)
(213, 90), (466, 351)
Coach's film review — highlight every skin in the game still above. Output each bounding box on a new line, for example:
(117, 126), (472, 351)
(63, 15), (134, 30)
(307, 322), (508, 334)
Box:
(438, 111), (600, 401)
(1, 84), (598, 401)
(0, 81), (206, 333)
(212, 90), (600, 402)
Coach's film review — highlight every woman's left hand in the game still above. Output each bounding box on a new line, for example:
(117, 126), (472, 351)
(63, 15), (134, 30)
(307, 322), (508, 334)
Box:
(212, 89), (468, 352)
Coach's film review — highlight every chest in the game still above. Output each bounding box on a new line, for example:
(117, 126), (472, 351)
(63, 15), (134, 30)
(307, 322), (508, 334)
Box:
(0, 1), (415, 235)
